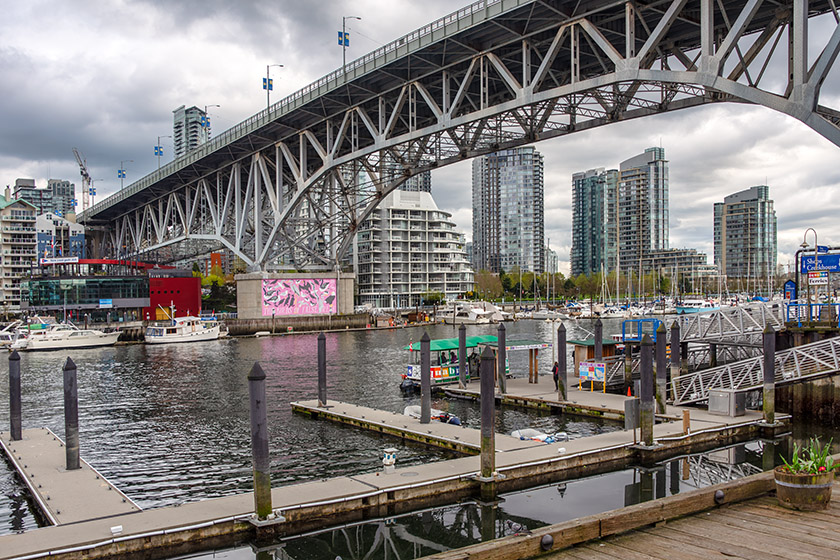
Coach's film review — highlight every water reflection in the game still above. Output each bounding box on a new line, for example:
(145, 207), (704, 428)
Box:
(0, 320), (621, 535)
(174, 439), (792, 560)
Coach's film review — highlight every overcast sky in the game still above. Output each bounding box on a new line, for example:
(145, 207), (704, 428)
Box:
(3, 1), (839, 275)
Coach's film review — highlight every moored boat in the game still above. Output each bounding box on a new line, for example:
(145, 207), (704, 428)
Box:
(676, 299), (720, 314)
(145, 315), (223, 344)
(11, 322), (119, 351)
(400, 334), (505, 390)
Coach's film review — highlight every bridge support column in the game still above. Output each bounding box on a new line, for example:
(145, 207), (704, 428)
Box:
(640, 335), (654, 446)
(670, 322), (680, 402)
(709, 343), (718, 367)
(655, 323), (667, 414)
(763, 324), (776, 424)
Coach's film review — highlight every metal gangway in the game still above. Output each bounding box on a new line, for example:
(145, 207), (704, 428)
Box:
(672, 336), (840, 405)
(677, 301), (786, 347)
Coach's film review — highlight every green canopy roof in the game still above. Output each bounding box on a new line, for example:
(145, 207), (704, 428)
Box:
(567, 338), (620, 347)
(405, 334), (497, 352)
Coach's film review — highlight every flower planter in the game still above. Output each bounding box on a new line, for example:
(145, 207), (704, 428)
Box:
(774, 466), (834, 511)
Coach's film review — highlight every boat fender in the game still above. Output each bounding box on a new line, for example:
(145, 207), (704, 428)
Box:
(447, 416), (461, 426)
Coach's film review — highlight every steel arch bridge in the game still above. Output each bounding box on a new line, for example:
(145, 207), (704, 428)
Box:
(80, 0), (840, 270)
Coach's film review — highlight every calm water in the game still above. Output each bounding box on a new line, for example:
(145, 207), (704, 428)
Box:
(0, 318), (624, 535)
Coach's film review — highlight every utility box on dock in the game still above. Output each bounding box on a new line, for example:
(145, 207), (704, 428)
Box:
(708, 389), (746, 417)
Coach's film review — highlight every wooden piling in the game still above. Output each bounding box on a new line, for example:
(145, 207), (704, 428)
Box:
(458, 324), (467, 388)
(317, 332), (327, 407)
(640, 335), (654, 446)
(248, 362), (272, 520)
(421, 331), (431, 424)
(62, 357), (80, 471)
(9, 351), (21, 441)
(497, 323), (507, 395)
(480, 345), (496, 500)
(670, 321), (680, 401)
(557, 323), (566, 400)
(594, 318), (603, 361)
(763, 324), (776, 424)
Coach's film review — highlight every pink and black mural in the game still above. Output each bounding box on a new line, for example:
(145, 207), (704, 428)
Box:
(262, 278), (337, 316)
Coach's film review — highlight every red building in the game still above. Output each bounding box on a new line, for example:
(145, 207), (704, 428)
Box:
(144, 271), (202, 321)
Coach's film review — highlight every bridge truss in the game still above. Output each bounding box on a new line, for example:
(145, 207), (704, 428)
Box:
(82, 0), (840, 268)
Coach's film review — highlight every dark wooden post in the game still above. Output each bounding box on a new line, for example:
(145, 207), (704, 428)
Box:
(9, 351), (21, 441)
(680, 341), (689, 376)
(594, 318), (603, 361)
(317, 332), (327, 406)
(557, 323), (566, 400)
(640, 335), (654, 446)
(655, 322), (667, 414)
(709, 343), (718, 367)
(497, 323), (506, 394)
(248, 362), (272, 519)
(420, 331), (431, 423)
(480, 346), (496, 500)
(63, 357), (80, 470)
(458, 324), (467, 388)
(624, 344), (633, 396)
(763, 324), (776, 424)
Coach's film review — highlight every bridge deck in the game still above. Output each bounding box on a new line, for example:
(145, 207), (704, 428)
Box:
(0, 428), (141, 526)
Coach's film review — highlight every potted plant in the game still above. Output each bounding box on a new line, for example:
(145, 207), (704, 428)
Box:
(775, 437), (836, 511)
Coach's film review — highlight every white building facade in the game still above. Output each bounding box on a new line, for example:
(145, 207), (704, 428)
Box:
(0, 189), (38, 309)
(356, 190), (473, 308)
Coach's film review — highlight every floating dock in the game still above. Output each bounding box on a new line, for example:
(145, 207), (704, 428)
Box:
(0, 427), (140, 525)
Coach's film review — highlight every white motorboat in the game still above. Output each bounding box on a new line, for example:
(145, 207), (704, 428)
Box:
(12, 322), (120, 351)
(676, 299), (720, 314)
(443, 304), (493, 325)
(403, 405), (461, 425)
(0, 321), (21, 347)
(145, 315), (223, 344)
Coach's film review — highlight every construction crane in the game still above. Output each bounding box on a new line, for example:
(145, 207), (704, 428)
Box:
(72, 147), (93, 212)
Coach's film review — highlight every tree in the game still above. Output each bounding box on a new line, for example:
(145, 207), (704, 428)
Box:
(192, 262), (202, 277)
(422, 291), (445, 305)
(475, 270), (503, 299)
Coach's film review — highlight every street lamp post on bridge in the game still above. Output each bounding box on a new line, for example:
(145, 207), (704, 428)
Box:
(801, 228), (819, 320)
(155, 136), (171, 169)
(264, 65), (283, 110)
(118, 160), (133, 189)
(203, 105), (220, 143)
(341, 16), (361, 74)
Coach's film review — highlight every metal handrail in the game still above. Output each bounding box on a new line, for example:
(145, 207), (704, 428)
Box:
(786, 302), (840, 327)
(671, 336), (840, 405)
(678, 301), (785, 344)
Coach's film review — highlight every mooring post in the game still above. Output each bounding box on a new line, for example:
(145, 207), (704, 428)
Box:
(640, 334), (654, 446)
(479, 345), (496, 500)
(655, 322), (667, 415)
(458, 324), (467, 388)
(420, 331), (431, 424)
(496, 322), (506, 394)
(63, 357), (80, 470)
(9, 351), (21, 441)
(669, 460), (680, 495)
(680, 341), (689, 376)
(763, 324), (776, 424)
(624, 344), (633, 395)
(709, 342), (718, 367)
(317, 332), (327, 407)
(248, 362), (272, 520)
(557, 323), (567, 400)
(594, 318), (603, 361)
(670, 321), (680, 401)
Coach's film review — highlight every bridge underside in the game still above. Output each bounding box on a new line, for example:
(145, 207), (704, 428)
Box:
(82, 0), (840, 269)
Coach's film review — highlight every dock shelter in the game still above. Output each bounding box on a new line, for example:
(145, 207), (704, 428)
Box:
(566, 338), (621, 378)
(490, 339), (552, 383)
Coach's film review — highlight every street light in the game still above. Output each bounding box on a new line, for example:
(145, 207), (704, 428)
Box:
(264, 65), (283, 110)
(203, 105), (220, 142)
(154, 136), (171, 169)
(118, 160), (133, 189)
(341, 16), (361, 74)
(801, 228), (819, 314)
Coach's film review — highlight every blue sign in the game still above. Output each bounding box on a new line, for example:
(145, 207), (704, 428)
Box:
(801, 254), (840, 273)
(818, 245), (830, 253)
(99, 299), (113, 308)
(338, 31), (350, 46)
(784, 280), (797, 300)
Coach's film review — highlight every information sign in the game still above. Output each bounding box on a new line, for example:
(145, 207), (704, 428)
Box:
(99, 299), (113, 308)
(801, 254), (840, 273)
(808, 271), (828, 286)
(784, 280), (797, 300)
(578, 362), (606, 382)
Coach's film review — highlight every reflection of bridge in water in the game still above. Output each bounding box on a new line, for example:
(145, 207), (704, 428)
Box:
(80, 0), (840, 270)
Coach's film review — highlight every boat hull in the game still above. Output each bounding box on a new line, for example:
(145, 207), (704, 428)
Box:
(145, 324), (221, 344)
(25, 331), (120, 350)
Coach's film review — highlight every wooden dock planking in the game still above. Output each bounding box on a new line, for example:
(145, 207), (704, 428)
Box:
(540, 482), (840, 560)
(1, 428), (140, 525)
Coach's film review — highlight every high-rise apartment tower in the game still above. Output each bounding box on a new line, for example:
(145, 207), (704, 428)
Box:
(714, 185), (777, 279)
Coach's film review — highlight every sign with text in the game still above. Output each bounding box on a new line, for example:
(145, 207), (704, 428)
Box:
(578, 362), (606, 382)
(801, 254), (840, 273)
(784, 280), (797, 300)
(99, 299), (113, 308)
(809, 270), (829, 286)
(40, 257), (79, 265)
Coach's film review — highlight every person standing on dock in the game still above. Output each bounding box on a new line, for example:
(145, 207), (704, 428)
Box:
(552, 361), (560, 390)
